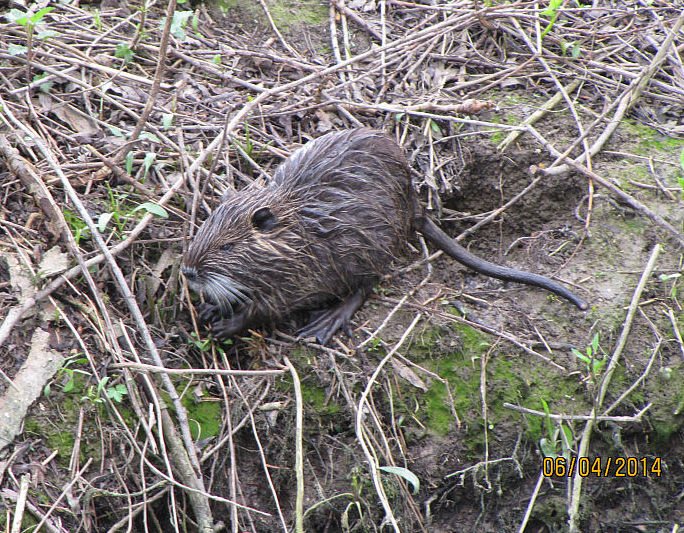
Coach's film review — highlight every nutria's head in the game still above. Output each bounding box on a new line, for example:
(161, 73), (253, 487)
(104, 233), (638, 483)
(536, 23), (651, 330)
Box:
(181, 186), (303, 316)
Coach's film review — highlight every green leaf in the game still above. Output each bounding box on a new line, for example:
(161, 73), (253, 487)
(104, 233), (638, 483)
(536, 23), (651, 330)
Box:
(97, 212), (113, 232)
(590, 332), (599, 355)
(539, 437), (557, 458)
(37, 29), (59, 40)
(379, 466), (420, 494)
(162, 113), (174, 130)
(561, 424), (573, 444)
(125, 151), (134, 174)
(540, 397), (550, 416)
(139, 131), (160, 143)
(560, 425), (573, 460)
(30, 7), (54, 23)
(115, 43), (133, 64)
(167, 11), (193, 40)
(132, 202), (169, 218)
(107, 384), (128, 403)
(143, 152), (156, 176)
(540, 0), (562, 16)
(5, 9), (29, 25)
(679, 146), (684, 172)
(8, 44), (28, 56)
(63, 374), (75, 393)
(39, 80), (54, 93)
(571, 44), (581, 58)
(108, 125), (127, 138)
(540, 398), (554, 441)
(212, 54), (221, 65)
(571, 347), (589, 363)
(97, 376), (110, 395)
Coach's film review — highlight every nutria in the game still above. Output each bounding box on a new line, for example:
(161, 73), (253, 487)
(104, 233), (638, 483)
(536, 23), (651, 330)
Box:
(182, 128), (587, 344)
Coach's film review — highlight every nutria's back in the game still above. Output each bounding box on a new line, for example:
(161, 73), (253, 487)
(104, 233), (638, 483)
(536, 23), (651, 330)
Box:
(183, 127), (587, 343)
(182, 128), (414, 327)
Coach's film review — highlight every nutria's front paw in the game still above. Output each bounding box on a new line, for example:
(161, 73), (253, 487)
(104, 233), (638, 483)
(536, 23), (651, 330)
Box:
(210, 312), (249, 340)
(198, 303), (222, 324)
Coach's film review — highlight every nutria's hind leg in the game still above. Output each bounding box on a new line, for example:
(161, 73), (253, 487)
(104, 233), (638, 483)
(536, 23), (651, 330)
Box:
(298, 288), (367, 345)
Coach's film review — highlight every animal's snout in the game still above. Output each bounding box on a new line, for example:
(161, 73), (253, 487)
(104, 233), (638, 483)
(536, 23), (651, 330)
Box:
(181, 265), (198, 282)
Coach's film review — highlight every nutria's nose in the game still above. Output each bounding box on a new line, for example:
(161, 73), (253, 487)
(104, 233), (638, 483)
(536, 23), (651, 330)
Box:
(182, 265), (197, 281)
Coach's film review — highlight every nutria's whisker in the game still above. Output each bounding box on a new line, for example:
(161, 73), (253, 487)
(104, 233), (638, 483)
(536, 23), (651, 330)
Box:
(209, 273), (251, 304)
(202, 272), (251, 316)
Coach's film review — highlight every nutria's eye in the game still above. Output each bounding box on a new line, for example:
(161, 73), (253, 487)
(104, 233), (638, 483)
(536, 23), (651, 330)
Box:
(251, 207), (277, 231)
(220, 243), (233, 252)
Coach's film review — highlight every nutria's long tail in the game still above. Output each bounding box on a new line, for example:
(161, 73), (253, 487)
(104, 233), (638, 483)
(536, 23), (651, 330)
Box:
(415, 216), (588, 310)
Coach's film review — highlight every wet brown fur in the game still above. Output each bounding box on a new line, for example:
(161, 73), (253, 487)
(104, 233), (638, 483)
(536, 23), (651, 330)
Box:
(183, 129), (413, 331)
(183, 128), (586, 341)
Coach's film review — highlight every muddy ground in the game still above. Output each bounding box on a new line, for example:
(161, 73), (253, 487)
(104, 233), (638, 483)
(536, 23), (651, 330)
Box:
(0, 1), (683, 532)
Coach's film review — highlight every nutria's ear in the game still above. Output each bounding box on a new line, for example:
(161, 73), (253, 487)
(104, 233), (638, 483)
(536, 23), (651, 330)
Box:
(251, 207), (277, 231)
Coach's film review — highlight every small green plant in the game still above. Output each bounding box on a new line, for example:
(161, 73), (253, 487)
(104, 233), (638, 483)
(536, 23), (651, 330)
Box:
(46, 353), (90, 396)
(115, 43), (134, 64)
(97, 184), (168, 238)
(538, 397), (573, 460)
(81, 376), (128, 404)
(63, 209), (90, 245)
(30, 269), (47, 288)
(103, 183), (131, 234)
(162, 113), (174, 130)
(188, 331), (212, 352)
(165, 10), (193, 40)
(32, 72), (54, 93)
(540, 0), (562, 38)
(560, 40), (581, 58)
(366, 337), (383, 353)
(427, 118), (442, 135)
(92, 9), (102, 31)
(4, 7), (56, 57)
(233, 125), (255, 160)
(659, 272), (681, 301)
(187, 331), (232, 353)
(378, 466), (420, 494)
(571, 332), (606, 381)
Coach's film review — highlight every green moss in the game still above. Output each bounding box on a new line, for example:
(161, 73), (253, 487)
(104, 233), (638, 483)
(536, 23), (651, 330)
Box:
(300, 382), (340, 416)
(181, 393), (222, 440)
(622, 119), (684, 154)
(648, 363), (684, 447)
(215, 0), (326, 31)
(24, 415), (77, 459)
(407, 323), (490, 436)
(23, 392), (105, 465)
(275, 350), (341, 418)
(401, 320), (592, 452)
(267, 0), (327, 28)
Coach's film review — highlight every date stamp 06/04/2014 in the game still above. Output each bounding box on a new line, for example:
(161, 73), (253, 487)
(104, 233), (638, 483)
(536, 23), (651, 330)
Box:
(542, 456), (662, 478)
